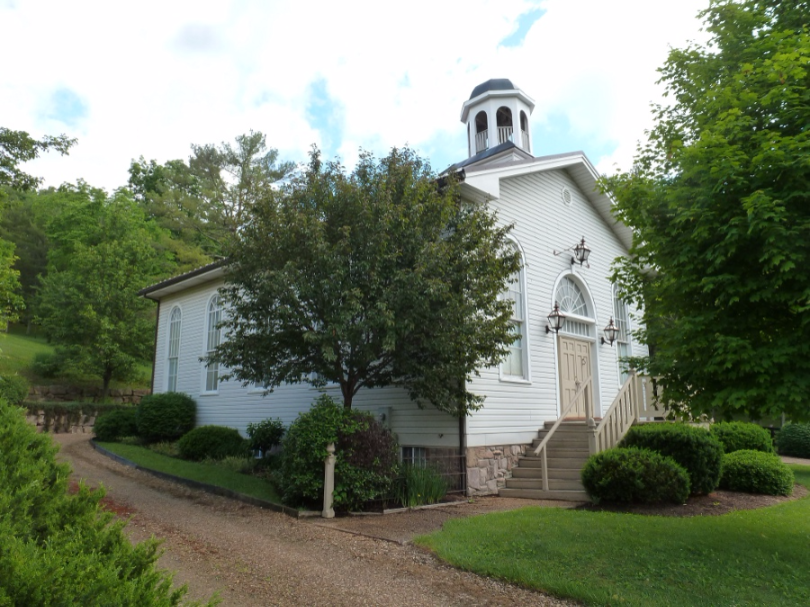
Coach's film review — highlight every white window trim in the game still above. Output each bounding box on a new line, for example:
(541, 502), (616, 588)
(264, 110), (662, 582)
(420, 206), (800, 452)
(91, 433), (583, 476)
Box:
(612, 285), (633, 385)
(499, 238), (531, 384)
(201, 293), (223, 395)
(165, 305), (182, 392)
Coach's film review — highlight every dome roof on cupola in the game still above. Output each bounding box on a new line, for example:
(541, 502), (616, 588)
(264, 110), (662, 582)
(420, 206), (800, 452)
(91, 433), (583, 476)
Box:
(468, 78), (517, 100)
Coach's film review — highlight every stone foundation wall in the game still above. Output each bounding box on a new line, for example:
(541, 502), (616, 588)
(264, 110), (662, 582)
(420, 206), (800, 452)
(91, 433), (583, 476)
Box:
(26, 409), (99, 434)
(465, 444), (527, 496)
(28, 385), (150, 405)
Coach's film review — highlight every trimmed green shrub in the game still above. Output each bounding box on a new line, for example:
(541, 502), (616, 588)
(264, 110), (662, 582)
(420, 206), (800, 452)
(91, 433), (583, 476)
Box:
(620, 423), (723, 495)
(246, 418), (285, 454)
(0, 374), (29, 405)
(395, 464), (449, 507)
(581, 447), (690, 505)
(93, 408), (138, 442)
(136, 392), (195, 443)
(177, 425), (247, 461)
(280, 395), (398, 510)
(710, 421), (774, 454)
(776, 423), (810, 458)
(719, 450), (794, 496)
(0, 399), (215, 606)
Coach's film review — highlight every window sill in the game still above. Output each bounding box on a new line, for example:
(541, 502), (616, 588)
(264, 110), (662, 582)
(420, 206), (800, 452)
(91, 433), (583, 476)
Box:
(199, 391), (219, 397)
(499, 376), (532, 385)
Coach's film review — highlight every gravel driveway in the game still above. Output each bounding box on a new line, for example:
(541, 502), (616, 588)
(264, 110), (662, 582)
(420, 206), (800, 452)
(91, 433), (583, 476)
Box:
(54, 433), (580, 607)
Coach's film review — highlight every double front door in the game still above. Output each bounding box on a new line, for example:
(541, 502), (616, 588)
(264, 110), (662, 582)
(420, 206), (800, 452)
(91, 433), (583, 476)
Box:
(558, 335), (593, 419)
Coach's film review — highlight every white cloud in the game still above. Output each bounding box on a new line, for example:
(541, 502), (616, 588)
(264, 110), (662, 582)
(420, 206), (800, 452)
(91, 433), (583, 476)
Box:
(0, 0), (709, 190)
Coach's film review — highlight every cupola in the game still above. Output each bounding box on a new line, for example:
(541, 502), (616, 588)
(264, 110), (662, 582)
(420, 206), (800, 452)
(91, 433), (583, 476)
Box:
(461, 79), (535, 158)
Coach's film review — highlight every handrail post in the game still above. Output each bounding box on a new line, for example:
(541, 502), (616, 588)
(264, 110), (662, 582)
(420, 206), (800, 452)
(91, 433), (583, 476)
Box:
(541, 448), (548, 491)
(322, 443), (336, 519)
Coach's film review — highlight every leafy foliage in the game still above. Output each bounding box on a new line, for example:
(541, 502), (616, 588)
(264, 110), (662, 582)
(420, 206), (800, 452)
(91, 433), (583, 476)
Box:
(0, 374), (29, 405)
(0, 127), (75, 192)
(0, 400), (214, 606)
(128, 131), (293, 259)
(178, 426), (247, 461)
(776, 423), (810, 458)
(394, 464), (449, 507)
(599, 0), (810, 420)
(93, 408), (139, 442)
(620, 423), (723, 495)
(581, 447), (690, 505)
(280, 395), (398, 510)
(246, 417), (285, 453)
(212, 147), (520, 415)
(709, 421), (775, 454)
(136, 392), (196, 443)
(719, 450), (794, 496)
(36, 185), (166, 394)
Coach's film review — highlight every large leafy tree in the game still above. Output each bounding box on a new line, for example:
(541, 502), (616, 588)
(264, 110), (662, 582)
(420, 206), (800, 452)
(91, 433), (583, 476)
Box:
(211, 148), (521, 416)
(129, 131), (294, 259)
(601, 0), (810, 420)
(37, 185), (165, 396)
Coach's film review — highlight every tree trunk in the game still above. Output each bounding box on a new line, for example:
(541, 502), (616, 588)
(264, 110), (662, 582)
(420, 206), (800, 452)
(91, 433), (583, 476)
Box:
(101, 368), (113, 401)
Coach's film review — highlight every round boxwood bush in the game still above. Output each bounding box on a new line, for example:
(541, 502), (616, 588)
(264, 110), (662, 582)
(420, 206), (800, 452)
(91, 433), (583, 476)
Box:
(177, 425), (247, 461)
(581, 447), (690, 505)
(93, 408), (138, 442)
(620, 423), (723, 495)
(719, 450), (794, 496)
(776, 423), (810, 458)
(709, 421), (774, 454)
(280, 395), (398, 511)
(136, 392), (196, 443)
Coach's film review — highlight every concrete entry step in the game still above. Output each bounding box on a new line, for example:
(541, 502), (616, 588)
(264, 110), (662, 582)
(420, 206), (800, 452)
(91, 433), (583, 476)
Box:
(505, 478), (584, 491)
(499, 487), (588, 501)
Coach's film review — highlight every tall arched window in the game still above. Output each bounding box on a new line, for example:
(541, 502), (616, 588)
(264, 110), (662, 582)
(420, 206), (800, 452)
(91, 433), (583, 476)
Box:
(167, 306), (181, 391)
(205, 295), (223, 392)
(613, 288), (632, 383)
(502, 246), (528, 379)
(520, 110), (530, 150)
(555, 276), (593, 337)
(496, 106), (514, 144)
(474, 111), (488, 152)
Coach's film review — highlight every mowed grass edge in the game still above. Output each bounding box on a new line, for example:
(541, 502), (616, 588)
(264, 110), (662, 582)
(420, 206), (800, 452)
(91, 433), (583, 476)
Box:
(415, 466), (810, 606)
(95, 441), (281, 504)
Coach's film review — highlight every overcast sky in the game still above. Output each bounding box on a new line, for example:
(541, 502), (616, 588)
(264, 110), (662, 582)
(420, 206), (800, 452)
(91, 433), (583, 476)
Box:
(1, 0), (710, 191)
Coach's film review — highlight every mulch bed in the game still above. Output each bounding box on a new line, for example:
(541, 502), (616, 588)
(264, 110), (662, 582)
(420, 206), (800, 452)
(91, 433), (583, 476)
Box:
(67, 479), (137, 518)
(578, 483), (807, 517)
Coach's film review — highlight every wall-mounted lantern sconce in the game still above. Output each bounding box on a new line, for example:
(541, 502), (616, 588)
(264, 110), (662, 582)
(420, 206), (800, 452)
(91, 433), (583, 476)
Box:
(601, 316), (619, 346)
(554, 236), (591, 268)
(546, 301), (567, 334)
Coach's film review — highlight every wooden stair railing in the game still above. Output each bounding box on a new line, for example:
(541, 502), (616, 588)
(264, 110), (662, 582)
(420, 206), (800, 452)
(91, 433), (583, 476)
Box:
(532, 377), (592, 491)
(589, 373), (664, 455)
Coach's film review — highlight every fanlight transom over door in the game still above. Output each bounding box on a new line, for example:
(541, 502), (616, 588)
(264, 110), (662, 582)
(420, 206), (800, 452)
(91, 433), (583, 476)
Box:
(555, 277), (595, 418)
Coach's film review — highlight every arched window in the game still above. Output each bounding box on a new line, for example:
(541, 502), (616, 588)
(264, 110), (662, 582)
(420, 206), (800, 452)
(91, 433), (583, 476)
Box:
(555, 276), (593, 337)
(496, 106), (514, 145)
(205, 295), (223, 392)
(520, 110), (530, 150)
(613, 288), (632, 383)
(474, 111), (488, 152)
(167, 307), (181, 391)
(502, 246), (528, 379)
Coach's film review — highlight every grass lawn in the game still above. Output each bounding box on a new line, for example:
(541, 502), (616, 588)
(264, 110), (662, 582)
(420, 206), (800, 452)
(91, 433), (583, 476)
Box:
(416, 465), (810, 606)
(96, 442), (281, 504)
(0, 329), (151, 389)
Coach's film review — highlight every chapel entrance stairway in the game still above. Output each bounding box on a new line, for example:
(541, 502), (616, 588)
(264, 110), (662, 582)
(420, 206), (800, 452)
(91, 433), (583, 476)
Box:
(499, 421), (591, 501)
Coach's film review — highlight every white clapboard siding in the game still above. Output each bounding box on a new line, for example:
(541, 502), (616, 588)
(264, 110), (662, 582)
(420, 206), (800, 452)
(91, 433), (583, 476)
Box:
(153, 281), (459, 447)
(463, 168), (647, 447)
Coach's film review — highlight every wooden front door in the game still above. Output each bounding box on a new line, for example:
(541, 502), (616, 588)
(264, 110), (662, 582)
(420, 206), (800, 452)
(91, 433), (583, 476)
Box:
(558, 335), (593, 418)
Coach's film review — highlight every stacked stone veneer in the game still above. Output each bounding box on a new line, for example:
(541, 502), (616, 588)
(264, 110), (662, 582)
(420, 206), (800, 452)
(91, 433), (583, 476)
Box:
(466, 444), (527, 496)
(28, 385), (150, 405)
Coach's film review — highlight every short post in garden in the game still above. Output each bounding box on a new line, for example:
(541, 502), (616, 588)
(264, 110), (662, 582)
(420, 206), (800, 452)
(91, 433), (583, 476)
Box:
(322, 442), (336, 519)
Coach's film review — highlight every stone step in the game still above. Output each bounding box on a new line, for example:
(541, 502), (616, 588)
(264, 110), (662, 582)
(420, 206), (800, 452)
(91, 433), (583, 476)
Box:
(511, 467), (582, 480)
(541, 422), (592, 432)
(499, 487), (589, 501)
(536, 447), (590, 459)
(532, 436), (589, 448)
(505, 478), (584, 491)
(518, 456), (589, 469)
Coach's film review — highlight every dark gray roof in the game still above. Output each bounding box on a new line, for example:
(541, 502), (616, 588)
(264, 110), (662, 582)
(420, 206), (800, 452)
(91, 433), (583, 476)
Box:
(138, 259), (227, 298)
(469, 79), (516, 99)
(444, 141), (522, 172)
